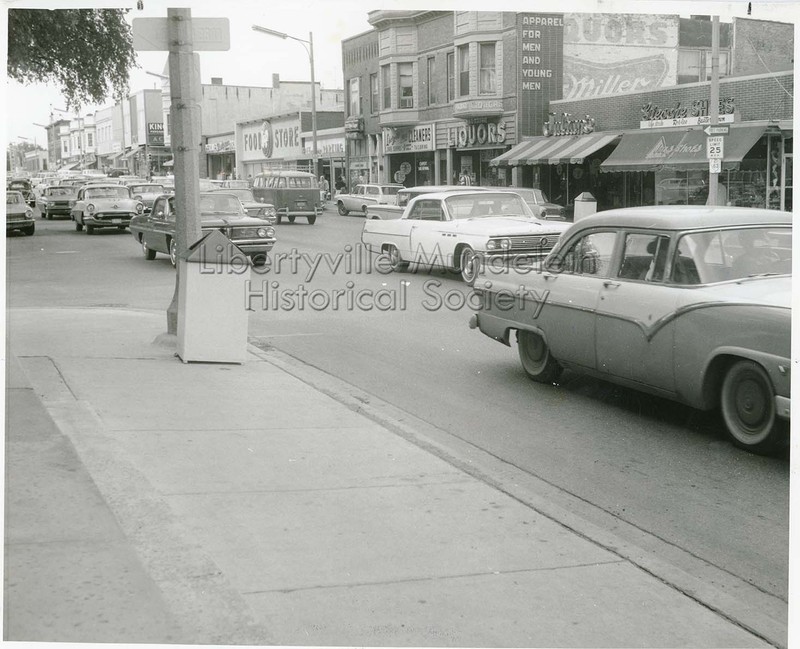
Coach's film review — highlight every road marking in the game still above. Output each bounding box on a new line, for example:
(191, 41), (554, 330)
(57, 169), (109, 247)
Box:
(54, 251), (79, 254)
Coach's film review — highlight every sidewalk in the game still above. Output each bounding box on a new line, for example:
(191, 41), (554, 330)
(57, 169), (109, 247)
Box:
(4, 306), (776, 646)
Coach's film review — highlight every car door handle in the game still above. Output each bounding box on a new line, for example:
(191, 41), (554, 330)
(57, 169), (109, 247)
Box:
(603, 280), (621, 288)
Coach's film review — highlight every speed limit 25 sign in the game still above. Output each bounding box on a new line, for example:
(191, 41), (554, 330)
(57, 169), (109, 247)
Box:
(706, 136), (724, 159)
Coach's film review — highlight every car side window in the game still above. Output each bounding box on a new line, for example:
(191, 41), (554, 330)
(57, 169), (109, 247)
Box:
(617, 233), (671, 283)
(553, 231), (617, 276)
(408, 199), (444, 221)
(152, 198), (166, 218)
(367, 186), (380, 196)
(671, 237), (701, 285)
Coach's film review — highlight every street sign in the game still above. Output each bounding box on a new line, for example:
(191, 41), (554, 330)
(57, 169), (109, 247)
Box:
(709, 159), (722, 174)
(704, 125), (730, 136)
(706, 136), (724, 159)
(132, 17), (230, 51)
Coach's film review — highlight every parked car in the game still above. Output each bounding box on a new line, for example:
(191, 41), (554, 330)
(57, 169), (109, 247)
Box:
(251, 170), (322, 225)
(218, 179), (251, 190)
(209, 188), (277, 223)
(70, 184), (145, 234)
(506, 188), (566, 220)
(469, 206), (792, 454)
(39, 185), (78, 220)
(365, 185), (492, 220)
(337, 183), (405, 216)
(5, 191), (35, 235)
(126, 183), (167, 212)
(361, 190), (570, 285)
(129, 192), (277, 267)
(7, 178), (36, 208)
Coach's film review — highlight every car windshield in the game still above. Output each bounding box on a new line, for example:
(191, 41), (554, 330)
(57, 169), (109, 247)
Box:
(45, 187), (75, 197)
(129, 184), (164, 193)
(674, 226), (792, 284)
(85, 187), (131, 200)
(445, 193), (533, 219)
(286, 176), (316, 188)
(382, 186), (402, 195)
(223, 189), (255, 201)
(199, 194), (244, 215)
(6, 193), (23, 204)
(9, 182), (29, 190)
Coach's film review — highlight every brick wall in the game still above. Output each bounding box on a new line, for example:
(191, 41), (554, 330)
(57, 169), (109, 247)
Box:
(550, 71), (793, 131)
(732, 17), (794, 77)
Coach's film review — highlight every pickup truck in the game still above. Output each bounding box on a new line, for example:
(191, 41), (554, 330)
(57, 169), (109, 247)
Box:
(366, 185), (492, 220)
(361, 189), (569, 285)
(336, 183), (404, 216)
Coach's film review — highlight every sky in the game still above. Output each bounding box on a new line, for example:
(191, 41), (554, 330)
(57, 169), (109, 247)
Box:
(2, 0), (799, 149)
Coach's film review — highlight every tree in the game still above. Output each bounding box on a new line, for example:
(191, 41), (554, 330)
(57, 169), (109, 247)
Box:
(7, 9), (138, 110)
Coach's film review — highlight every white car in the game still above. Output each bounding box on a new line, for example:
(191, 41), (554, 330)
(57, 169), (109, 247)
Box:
(361, 190), (570, 285)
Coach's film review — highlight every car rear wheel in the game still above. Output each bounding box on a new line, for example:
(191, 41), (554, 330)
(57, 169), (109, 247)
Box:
(288, 215), (296, 223)
(86, 225), (95, 235)
(517, 330), (562, 384)
(720, 360), (787, 454)
(169, 238), (177, 267)
(251, 254), (267, 267)
(362, 205), (368, 216)
(24, 224), (35, 236)
(75, 221), (83, 231)
(386, 245), (408, 272)
(459, 247), (480, 286)
(307, 215), (317, 225)
(337, 202), (349, 216)
(142, 239), (157, 260)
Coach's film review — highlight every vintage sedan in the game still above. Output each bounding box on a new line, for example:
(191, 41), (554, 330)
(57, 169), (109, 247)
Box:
(127, 183), (167, 212)
(209, 188), (277, 223)
(7, 178), (36, 208)
(5, 191), (35, 235)
(70, 184), (145, 233)
(337, 183), (405, 216)
(361, 190), (570, 285)
(507, 188), (566, 220)
(129, 192), (276, 267)
(469, 206), (791, 454)
(39, 184), (78, 219)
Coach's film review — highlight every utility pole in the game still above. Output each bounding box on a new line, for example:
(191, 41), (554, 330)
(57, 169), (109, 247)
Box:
(165, 7), (203, 334)
(308, 31), (318, 177)
(708, 15), (720, 205)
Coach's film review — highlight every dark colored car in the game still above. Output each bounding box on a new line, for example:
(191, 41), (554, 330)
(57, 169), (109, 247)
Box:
(39, 185), (78, 220)
(7, 179), (36, 208)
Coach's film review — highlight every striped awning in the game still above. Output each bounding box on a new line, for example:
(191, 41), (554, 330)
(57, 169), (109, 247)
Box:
(491, 132), (622, 166)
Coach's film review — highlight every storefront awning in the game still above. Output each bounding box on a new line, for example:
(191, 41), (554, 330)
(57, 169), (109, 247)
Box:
(600, 124), (768, 172)
(59, 161), (80, 171)
(163, 159), (174, 167)
(491, 132), (622, 166)
(123, 146), (143, 160)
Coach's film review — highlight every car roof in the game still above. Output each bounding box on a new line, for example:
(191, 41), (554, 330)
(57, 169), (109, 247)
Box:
(401, 185), (491, 193)
(82, 184), (128, 189)
(573, 206), (792, 231)
(409, 190), (528, 201)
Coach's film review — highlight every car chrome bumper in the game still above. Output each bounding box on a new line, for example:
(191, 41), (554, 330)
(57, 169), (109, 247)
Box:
(775, 396), (791, 419)
(84, 215), (133, 226)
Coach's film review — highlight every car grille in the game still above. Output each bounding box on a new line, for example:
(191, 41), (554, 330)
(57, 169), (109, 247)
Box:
(95, 212), (134, 220)
(506, 234), (560, 253)
(230, 227), (263, 239)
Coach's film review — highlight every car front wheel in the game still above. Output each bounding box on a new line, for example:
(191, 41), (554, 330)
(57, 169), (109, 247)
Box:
(169, 238), (177, 267)
(337, 202), (349, 216)
(517, 330), (562, 384)
(75, 221), (83, 231)
(459, 247), (480, 286)
(307, 215), (317, 225)
(720, 360), (787, 454)
(142, 239), (157, 260)
(386, 245), (408, 272)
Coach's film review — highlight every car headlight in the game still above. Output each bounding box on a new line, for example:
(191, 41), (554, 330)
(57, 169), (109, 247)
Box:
(136, 202), (144, 213)
(25, 209), (33, 219)
(134, 195), (142, 201)
(257, 227), (275, 238)
(539, 207), (547, 218)
(487, 238), (511, 251)
(86, 203), (95, 214)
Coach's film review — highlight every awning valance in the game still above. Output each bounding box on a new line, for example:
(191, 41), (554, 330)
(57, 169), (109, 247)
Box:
(600, 124), (767, 173)
(491, 132), (622, 166)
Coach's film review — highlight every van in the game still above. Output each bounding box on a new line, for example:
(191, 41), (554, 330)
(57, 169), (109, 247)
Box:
(252, 170), (322, 225)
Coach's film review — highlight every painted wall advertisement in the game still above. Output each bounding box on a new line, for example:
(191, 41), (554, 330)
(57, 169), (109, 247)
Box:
(240, 116), (304, 162)
(562, 13), (678, 101)
(517, 13), (564, 138)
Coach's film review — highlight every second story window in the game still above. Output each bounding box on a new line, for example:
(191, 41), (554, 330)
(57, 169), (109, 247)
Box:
(349, 77), (360, 116)
(458, 45), (470, 97)
(87, 132), (93, 147)
(381, 64), (391, 109)
(427, 56), (437, 105)
(447, 52), (455, 102)
(370, 73), (379, 114)
(398, 62), (413, 109)
(479, 43), (496, 94)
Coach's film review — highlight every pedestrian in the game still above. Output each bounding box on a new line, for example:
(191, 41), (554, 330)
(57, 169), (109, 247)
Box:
(458, 171), (472, 186)
(335, 175), (346, 195)
(319, 175), (330, 201)
(357, 172), (366, 186)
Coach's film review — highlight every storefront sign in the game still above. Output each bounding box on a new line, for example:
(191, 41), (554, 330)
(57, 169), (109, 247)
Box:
(517, 13), (564, 137)
(240, 117), (303, 160)
(205, 139), (235, 153)
(303, 138), (345, 156)
(640, 99), (736, 129)
(447, 120), (508, 149)
(543, 112), (596, 136)
(383, 124), (435, 153)
(147, 122), (164, 146)
(344, 116), (364, 133)
(644, 136), (703, 161)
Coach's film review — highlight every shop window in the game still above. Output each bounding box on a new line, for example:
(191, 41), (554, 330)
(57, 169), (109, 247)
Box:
(458, 45), (470, 97)
(479, 43), (496, 95)
(87, 133), (93, 147)
(381, 65), (391, 110)
(427, 57), (437, 105)
(370, 73), (379, 114)
(447, 52), (455, 102)
(349, 77), (360, 117)
(398, 62), (414, 109)
(677, 49), (730, 84)
(783, 139), (792, 211)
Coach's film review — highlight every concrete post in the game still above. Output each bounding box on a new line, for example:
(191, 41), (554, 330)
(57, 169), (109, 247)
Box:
(165, 8), (203, 335)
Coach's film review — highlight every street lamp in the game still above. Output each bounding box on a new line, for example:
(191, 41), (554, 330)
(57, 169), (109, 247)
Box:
(252, 24), (318, 176)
